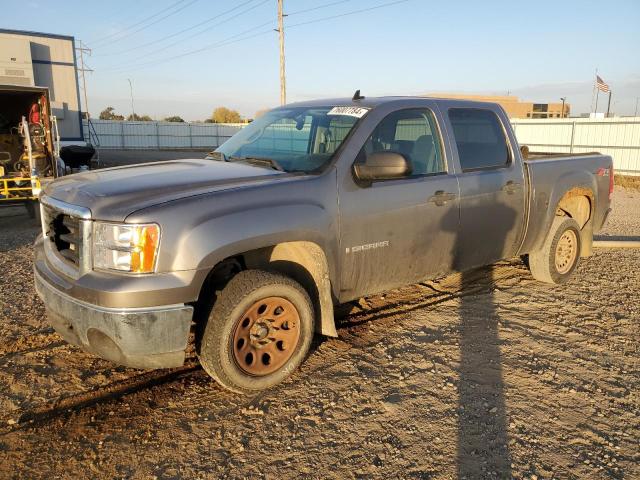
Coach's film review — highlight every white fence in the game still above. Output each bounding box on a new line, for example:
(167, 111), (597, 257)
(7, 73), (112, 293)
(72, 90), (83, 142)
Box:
(85, 117), (640, 175)
(83, 119), (244, 150)
(511, 117), (640, 176)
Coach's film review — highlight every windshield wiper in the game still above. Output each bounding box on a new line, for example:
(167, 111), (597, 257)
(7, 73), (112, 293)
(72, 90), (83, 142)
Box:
(228, 156), (284, 172)
(207, 151), (227, 162)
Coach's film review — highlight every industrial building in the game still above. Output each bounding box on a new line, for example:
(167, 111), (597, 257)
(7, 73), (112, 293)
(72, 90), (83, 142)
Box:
(0, 29), (83, 142)
(427, 93), (570, 119)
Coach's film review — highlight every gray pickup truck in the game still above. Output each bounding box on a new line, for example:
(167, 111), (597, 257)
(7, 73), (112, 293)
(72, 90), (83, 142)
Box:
(34, 95), (614, 393)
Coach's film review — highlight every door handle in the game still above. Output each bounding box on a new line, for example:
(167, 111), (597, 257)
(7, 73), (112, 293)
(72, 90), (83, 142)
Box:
(502, 181), (521, 194)
(428, 190), (457, 206)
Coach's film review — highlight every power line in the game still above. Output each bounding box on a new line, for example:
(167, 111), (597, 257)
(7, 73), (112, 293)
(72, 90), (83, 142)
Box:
(91, 0), (200, 48)
(89, 0), (191, 45)
(102, 22), (276, 73)
(99, 0), (348, 62)
(94, 0), (260, 56)
(286, 0), (354, 16)
(101, 14), (273, 72)
(100, 0), (412, 74)
(287, 0), (410, 29)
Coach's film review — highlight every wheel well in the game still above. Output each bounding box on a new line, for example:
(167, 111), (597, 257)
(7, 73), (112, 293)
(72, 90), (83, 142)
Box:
(194, 241), (337, 338)
(556, 189), (592, 229)
(555, 188), (594, 257)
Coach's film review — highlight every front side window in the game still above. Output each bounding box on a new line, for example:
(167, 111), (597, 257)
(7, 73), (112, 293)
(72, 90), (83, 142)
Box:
(448, 108), (510, 171)
(358, 108), (445, 176)
(215, 107), (360, 173)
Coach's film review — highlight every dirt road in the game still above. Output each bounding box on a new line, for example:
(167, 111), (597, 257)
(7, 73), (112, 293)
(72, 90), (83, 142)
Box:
(0, 187), (638, 479)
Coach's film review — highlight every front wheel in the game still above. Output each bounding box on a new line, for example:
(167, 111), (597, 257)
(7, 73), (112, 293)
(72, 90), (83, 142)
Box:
(527, 216), (582, 284)
(198, 269), (314, 394)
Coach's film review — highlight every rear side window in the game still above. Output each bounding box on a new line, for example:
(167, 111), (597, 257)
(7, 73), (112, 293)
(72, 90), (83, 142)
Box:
(448, 108), (510, 171)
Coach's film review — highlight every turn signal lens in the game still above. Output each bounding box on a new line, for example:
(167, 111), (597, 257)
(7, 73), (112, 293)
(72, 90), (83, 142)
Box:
(130, 225), (160, 273)
(93, 222), (160, 273)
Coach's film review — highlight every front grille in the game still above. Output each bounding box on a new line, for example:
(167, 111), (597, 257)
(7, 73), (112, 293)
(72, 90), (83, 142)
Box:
(51, 214), (80, 265)
(42, 205), (82, 268)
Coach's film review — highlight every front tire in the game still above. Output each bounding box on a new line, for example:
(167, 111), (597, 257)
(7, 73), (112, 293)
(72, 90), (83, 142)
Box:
(198, 269), (314, 394)
(528, 216), (582, 284)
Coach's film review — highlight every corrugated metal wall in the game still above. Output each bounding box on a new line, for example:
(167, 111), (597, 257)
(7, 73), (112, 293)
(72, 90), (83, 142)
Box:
(511, 117), (640, 175)
(85, 117), (640, 175)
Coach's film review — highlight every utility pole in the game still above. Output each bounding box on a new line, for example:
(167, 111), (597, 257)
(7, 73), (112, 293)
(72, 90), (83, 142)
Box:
(606, 91), (612, 118)
(127, 78), (136, 120)
(560, 97), (566, 118)
(634, 97), (639, 117)
(277, 0), (286, 105)
(76, 40), (93, 119)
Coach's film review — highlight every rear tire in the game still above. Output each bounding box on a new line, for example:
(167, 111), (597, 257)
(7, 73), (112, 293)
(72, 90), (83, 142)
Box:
(198, 269), (314, 394)
(528, 216), (582, 284)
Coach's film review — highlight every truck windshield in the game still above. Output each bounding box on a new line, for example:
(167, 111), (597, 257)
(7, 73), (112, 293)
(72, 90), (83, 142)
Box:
(214, 106), (361, 173)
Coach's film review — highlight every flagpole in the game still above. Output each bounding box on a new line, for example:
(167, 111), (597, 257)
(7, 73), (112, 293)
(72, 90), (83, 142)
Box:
(595, 88), (599, 113)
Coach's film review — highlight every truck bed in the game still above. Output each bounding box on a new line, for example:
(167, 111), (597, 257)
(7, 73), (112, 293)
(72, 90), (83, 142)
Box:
(520, 152), (614, 255)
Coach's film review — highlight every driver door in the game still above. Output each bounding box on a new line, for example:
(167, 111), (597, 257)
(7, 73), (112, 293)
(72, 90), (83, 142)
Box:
(337, 106), (460, 301)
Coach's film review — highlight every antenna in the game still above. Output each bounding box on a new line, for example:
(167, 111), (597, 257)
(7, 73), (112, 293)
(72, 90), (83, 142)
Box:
(352, 89), (365, 101)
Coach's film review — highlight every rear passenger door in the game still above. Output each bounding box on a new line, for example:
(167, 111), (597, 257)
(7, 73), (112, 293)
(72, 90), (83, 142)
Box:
(445, 107), (526, 270)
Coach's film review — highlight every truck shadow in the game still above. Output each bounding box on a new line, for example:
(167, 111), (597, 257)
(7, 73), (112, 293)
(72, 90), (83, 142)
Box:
(445, 201), (516, 479)
(456, 266), (512, 478)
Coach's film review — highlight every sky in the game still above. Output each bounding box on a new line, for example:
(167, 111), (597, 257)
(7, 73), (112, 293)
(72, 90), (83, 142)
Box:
(2, 0), (639, 120)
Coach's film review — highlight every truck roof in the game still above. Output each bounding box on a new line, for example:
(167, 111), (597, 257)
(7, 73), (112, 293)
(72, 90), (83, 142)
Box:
(280, 95), (502, 111)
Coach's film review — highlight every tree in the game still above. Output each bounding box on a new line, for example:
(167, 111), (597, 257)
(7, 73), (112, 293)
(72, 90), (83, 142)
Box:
(211, 106), (242, 123)
(99, 107), (124, 121)
(163, 115), (185, 123)
(126, 113), (153, 121)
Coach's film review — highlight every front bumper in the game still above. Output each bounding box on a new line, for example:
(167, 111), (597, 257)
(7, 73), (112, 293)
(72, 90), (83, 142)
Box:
(34, 268), (193, 369)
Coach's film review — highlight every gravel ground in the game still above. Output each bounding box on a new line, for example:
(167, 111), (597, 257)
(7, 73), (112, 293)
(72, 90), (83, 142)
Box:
(0, 187), (638, 479)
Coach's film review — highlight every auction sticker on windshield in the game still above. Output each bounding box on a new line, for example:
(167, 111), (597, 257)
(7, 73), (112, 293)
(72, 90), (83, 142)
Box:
(327, 106), (370, 118)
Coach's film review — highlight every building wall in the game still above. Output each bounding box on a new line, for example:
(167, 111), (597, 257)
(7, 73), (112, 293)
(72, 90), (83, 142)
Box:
(426, 93), (570, 119)
(0, 29), (82, 141)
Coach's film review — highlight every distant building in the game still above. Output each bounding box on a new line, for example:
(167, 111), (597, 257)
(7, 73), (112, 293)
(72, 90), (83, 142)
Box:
(425, 93), (570, 119)
(0, 29), (83, 142)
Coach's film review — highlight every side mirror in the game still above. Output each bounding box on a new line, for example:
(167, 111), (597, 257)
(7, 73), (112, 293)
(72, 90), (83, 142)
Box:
(353, 151), (412, 184)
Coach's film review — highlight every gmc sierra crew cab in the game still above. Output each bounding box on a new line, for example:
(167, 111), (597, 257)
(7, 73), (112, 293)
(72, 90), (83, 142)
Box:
(34, 95), (614, 393)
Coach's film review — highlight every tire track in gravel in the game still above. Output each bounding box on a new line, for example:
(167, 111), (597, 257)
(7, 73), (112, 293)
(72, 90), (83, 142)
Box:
(0, 261), (529, 435)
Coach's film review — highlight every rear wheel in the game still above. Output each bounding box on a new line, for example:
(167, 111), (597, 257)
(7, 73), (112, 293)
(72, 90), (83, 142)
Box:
(198, 269), (314, 394)
(528, 216), (581, 284)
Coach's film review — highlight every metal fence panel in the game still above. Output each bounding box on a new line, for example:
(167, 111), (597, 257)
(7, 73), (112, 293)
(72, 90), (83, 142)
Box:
(511, 117), (640, 175)
(84, 118), (640, 175)
(83, 120), (244, 151)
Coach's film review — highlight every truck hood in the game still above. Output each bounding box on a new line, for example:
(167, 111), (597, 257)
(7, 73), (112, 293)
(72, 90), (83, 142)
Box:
(44, 159), (288, 221)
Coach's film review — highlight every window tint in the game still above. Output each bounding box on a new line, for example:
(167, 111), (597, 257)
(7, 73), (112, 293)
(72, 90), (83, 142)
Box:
(448, 108), (510, 171)
(359, 108), (445, 176)
(252, 116), (312, 155)
(219, 107), (360, 173)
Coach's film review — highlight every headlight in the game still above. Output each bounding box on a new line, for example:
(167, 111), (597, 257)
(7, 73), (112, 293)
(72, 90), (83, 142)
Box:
(93, 222), (160, 273)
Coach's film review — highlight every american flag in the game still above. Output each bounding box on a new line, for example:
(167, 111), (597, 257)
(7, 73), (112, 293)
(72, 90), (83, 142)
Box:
(596, 75), (610, 93)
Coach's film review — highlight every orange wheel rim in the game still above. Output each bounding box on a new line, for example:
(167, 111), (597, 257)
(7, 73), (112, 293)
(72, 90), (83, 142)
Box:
(555, 229), (578, 274)
(231, 297), (301, 376)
